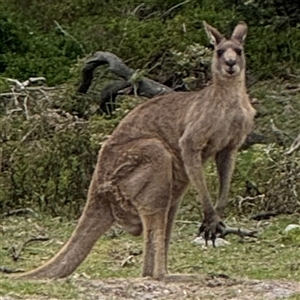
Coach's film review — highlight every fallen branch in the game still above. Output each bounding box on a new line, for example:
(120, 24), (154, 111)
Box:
(77, 51), (172, 97)
(219, 226), (258, 239)
(11, 235), (49, 261)
(197, 225), (258, 241)
(240, 131), (267, 150)
(175, 219), (259, 240)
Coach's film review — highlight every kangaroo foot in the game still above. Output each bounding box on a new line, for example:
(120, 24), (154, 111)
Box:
(198, 213), (226, 247)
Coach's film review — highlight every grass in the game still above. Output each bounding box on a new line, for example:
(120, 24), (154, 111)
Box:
(0, 211), (299, 299)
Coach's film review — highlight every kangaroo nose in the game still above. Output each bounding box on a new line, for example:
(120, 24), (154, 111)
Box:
(226, 59), (236, 67)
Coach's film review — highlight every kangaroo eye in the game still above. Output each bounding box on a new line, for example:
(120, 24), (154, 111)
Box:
(234, 48), (242, 55)
(216, 49), (224, 57)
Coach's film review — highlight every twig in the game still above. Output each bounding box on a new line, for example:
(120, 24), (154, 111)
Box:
(54, 20), (85, 55)
(270, 118), (292, 140)
(3, 77), (25, 90)
(23, 94), (29, 120)
(11, 86), (20, 106)
(286, 133), (300, 155)
(175, 220), (199, 225)
(0, 92), (23, 97)
(3, 208), (38, 217)
(161, 0), (191, 19)
(132, 3), (145, 15)
(281, 87), (300, 94)
(21, 77), (46, 87)
(120, 255), (135, 267)
(6, 108), (23, 114)
(235, 194), (266, 212)
(26, 86), (60, 91)
(11, 235), (49, 261)
(9, 125), (38, 163)
(0, 266), (24, 274)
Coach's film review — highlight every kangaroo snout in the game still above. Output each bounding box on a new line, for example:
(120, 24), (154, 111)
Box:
(226, 59), (236, 67)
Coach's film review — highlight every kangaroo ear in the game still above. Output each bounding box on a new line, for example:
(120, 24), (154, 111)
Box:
(231, 21), (248, 44)
(203, 21), (224, 46)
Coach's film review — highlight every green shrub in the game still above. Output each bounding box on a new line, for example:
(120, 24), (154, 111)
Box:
(2, 0), (300, 85)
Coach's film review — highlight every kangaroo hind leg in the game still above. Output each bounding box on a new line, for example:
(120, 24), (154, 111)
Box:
(121, 139), (173, 280)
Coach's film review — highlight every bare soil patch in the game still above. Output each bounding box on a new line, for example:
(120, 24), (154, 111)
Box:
(2, 277), (297, 300)
(74, 277), (300, 300)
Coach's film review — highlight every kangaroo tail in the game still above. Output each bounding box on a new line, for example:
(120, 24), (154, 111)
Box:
(12, 185), (114, 279)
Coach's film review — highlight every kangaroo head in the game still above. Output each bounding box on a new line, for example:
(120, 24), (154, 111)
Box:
(203, 21), (248, 80)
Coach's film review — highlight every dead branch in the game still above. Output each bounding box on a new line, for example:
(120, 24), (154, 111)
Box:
(234, 194), (266, 213)
(3, 76), (46, 91)
(77, 51), (173, 97)
(218, 226), (258, 239)
(175, 220), (258, 240)
(197, 225), (258, 241)
(11, 235), (49, 261)
(240, 131), (267, 150)
(100, 80), (133, 114)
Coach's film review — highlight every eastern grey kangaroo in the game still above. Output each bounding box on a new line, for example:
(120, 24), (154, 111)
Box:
(12, 21), (255, 281)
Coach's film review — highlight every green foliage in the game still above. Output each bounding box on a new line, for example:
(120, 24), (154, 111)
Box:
(1, 0), (300, 85)
(0, 77), (146, 217)
(221, 0), (300, 27)
(0, 10), (84, 85)
(282, 227), (300, 245)
(0, 1), (299, 218)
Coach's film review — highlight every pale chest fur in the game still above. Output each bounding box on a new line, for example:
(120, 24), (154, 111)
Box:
(201, 94), (255, 159)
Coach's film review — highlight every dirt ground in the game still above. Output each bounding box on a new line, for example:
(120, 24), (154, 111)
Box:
(1, 276), (299, 300)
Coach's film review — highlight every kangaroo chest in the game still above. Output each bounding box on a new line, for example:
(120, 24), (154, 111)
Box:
(202, 102), (254, 159)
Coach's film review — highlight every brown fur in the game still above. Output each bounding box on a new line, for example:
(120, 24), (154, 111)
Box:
(12, 21), (255, 281)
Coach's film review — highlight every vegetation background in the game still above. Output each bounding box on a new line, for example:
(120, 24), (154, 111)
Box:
(0, 1), (300, 299)
(0, 0), (299, 218)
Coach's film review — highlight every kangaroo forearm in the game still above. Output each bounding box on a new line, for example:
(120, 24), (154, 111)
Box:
(184, 165), (216, 215)
(215, 149), (237, 214)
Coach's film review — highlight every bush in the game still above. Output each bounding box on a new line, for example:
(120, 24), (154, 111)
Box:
(0, 75), (147, 217)
(1, 0), (300, 85)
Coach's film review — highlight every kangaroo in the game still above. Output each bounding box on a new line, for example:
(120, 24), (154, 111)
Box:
(12, 21), (255, 281)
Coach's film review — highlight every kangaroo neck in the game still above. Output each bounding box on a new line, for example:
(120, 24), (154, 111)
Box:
(212, 73), (246, 95)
